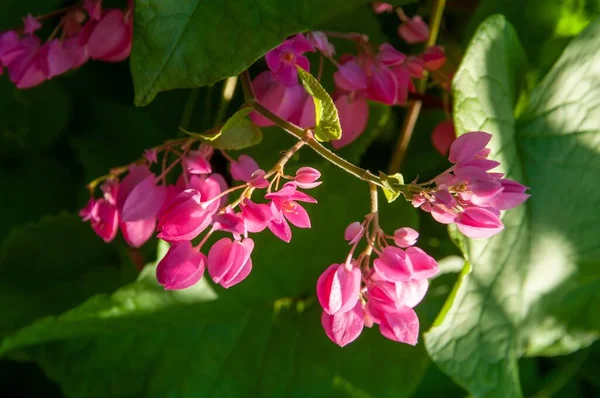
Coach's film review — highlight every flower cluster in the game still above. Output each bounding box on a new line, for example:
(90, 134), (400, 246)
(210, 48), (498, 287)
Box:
(412, 131), (530, 238)
(318, 218), (439, 347)
(81, 139), (322, 290)
(250, 14), (446, 149)
(0, 0), (132, 89)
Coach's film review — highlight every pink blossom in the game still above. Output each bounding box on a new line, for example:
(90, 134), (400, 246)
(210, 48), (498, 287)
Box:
(23, 14), (42, 35)
(120, 218), (156, 248)
(185, 150), (212, 175)
(393, 227), (419, 248)
(116, 165), (166, 222)
(405, 247), (439, 279)
(373, 246), (412, 282)
(265, 34), (314, 86)
(468, 180), (503, 206)
(405, 56), (425, 78)
(364, 62), (397, 105)
(332, 94), (369, 149)
(422, 45), (446, 71)
(344, 221), (364, 244)
(307, 31), (335, 57)
(398, 14), (429, 44)
(431, 120), (455, 156)
(250, 71), (305, 127)
(6, 36), (45, 89)
(157, 189), (212, 241)
(294, 167), (321, 189)
(377, 43), (407, 66)
(265, 183), (317, 242)
(334, 59), (367, 92)
(391, 64), (411, 105)
(448, 131), (492, 164)
(0, 31), (20, 66)
(87, 9), (132, 62)
(248, 169), (270, 189)
(489, 179), (530, 210)
(188, 174), (228, 213)
(207, 237), (254, 288)
(212, 209), (246, 236)
(317, 263), (362, 315)
(378, 306), (420, 345)
(240, 199), (273, 233)
(321, 302), (365, 347)
(372, 2), (394, 14)
(455, 207), (504, 239)
(90, 199), (119, 243)
(156, 241), (206, 290)
(230, 155), (259, 182)
(367, 278), (429, 311)
(144, 149), (158, 164)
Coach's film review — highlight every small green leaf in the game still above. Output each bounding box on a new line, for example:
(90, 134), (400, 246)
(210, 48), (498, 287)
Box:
(211, 108), (263, 150)
(179, 127), (222, 141)
(296, 67), (342, 142)
(378, 172), (405, 203)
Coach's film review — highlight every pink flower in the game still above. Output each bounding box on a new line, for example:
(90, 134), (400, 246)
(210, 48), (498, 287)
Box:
(265, 34), (314, 86)
(431, 120), (455, 156)
(372, 2), (394, 14)
(378, 306), (419, 345)
(367, 278), (429, 312)
(250, 71), (305, 127)
(332, 94), (369, 149)
(364, 61), (397, 105)
(489, 179), (530, 210)
(455, 207), (504, 239)
(0, 31), (20, 67)
(321, 302), (365, 347)
(87, 9), (132, 62)
(185, 150), (212, 175)
(230, 155), (259, 182)
(334, 59), (367, 92)
(23, 14), (42, 35)
(89, 198), (119, 243)
(405, 247), (439, 279)
(38, 38), (88, 79)
(240, 199), (273, 233)
(377, 43), (407, 66)
(212, 209), (246, 237)
(393, 227), (419, 248)
(187, 174), (228, 213)
(317, 263), (362, 315)
(294, 167), (321, 189)
(6, 36), (45, 89)
(156, 241), (206, 290)
(264, 183), (317, 242)
(157, 189), (212, 242)
(373, 246), (412, 282)
(307, 31), (335, 57)
(448, 131), (492, 164)
(398, 14), (429, 44)
(248, 169), (270, 189)
(116, 165), (166, 222)
(120, 218), (156, 248)
(207, 237), (254, 288)
(144, 149), (158, 164)
(344, 221), (364, 244)
(422, 45), (446, 71)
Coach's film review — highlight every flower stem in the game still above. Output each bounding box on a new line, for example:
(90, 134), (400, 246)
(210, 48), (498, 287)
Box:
(387, 0), (447, 174)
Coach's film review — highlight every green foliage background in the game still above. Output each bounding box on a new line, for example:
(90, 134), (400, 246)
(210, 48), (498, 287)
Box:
(1, 1), (599, 397)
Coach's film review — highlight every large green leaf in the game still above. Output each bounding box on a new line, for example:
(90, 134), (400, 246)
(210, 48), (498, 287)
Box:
(425, 15), (600, 398)
(0, 214), (136, 337)
(131, 0), (376, 106)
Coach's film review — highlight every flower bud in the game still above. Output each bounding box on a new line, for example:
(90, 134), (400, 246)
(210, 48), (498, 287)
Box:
(321, 302), (365, 347)
(156, 241), (206, 290)
(157, 189), (212, 241)
(207, 238), (254, 288)
(317, 263), (361, 315)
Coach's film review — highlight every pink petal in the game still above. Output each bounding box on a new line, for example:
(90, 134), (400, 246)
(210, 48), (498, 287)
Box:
(241, 199), (273, 233)
(23, 14), (42, 35)
(378, 43), (407, 66)
(121, 176), (166, 222)
(120, 218), (156, 248)
(281, 200), (311, 228)
(455, 207), (504, 239)
(294, 166), (321, 189)
(268, 205), (292, 242)
(365, 64), (397, 105)
(207, 238), (254, 288)
(321, 302), (365, 347)
(393, 227), (419, 248)
(373, 246), (412, 282)
(156, 241), (206, 290)
(431, 120), (455, 156)
(87, 9), (131, 62)
(344, 221), (364, 244)
(405, 247), (439, 279)
(448, 131), (492, 164)
(308, 31), (335, 57)
(156, 189), (212, 241)
(230, 154), (259, 182)
(334, 59), (367, 91)
(90, 199), (119, 243)
(398, 16), (429, 44)
(332, 95), (369, 149)
(422, 46), (446, 71)
(317, 264), (362, 315)
(379, 306), (420, 345)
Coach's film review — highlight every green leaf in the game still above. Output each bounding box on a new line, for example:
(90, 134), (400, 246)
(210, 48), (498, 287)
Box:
(213, 108), (263, 150)
(0, 214), (136, 337)
(296, 67), (342, 142)
(425, 15), (600, 398)
(131, 0), (375, 106)
(378, 172), (405, 203)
